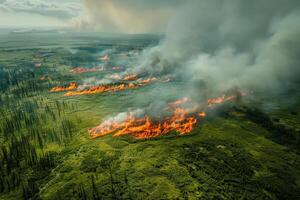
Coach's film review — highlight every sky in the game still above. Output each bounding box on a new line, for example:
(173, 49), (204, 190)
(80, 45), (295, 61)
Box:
(0, 0), (182, 33)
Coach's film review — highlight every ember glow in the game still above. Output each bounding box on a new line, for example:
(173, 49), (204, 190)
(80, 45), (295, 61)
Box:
(109, 74), (121, 79)
(168, 97), (189, 108)
(70, 67), (105, 74)
(122, 74), (138, 81)
(207, 92), (246, 107)
(138, 77), (157, 84)
(89, 108), (197, 139)
(50, 82), (77, 92)
(198, 112), (206, 118)
(64, 83), (139, 96)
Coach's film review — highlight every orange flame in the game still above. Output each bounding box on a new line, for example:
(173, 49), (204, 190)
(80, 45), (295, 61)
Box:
(64, 83), (139, 96)
(70, 67), (105, 74)
(89, 91), (246, 140)
(207, 95), (237, 107)
(109, 74), (121, 79)
(89, 108), (197, 139)
(122, 74), (138, 81)
(50, 82), (77, 92)
(168, 97), (189, 108)
(198, 112), (206, 118)
(207, 92), (246, 107)
(138, 77), (157, 84)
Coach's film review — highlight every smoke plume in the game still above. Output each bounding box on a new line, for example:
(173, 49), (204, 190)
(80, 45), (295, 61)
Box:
(74, 0), (182, 33)
(136, 0), (300, 97)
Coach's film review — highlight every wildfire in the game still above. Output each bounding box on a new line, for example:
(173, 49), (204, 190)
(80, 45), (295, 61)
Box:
(88, 91), (246, 140)
(70, 67), (104, 74)
(168, 97), (189, 108)
(50, 82), (77, 92)
(199, 112), (206, 118)
(109, 74), (121, 80)
(138, 77), (157, 84)
(207, 92), (246, 107)
(89, 108), (197, 139)
(207, 95), (228, 107)
(122, 74), (138, 81)
(64, 83), (139, 96)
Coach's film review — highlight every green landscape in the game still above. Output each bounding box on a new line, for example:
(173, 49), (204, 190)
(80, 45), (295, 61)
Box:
(0, 30), (299, 200)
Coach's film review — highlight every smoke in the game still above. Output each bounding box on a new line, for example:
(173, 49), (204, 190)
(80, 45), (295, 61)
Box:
(136, 0), (300, 98)
(102, 108), (145, 124)
(73, 0), (182, 33)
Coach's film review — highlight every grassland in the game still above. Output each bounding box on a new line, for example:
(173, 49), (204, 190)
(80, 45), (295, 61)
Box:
(0, 31), (299, 200)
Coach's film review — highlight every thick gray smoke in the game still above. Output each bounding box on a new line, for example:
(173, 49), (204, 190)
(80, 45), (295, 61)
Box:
(137, 0), (300, 97)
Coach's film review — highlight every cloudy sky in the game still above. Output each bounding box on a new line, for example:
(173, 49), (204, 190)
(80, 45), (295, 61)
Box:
(0, 0), (182, 33)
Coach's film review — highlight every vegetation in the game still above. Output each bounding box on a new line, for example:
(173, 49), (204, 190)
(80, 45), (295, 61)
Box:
(0, 32), (299, 200)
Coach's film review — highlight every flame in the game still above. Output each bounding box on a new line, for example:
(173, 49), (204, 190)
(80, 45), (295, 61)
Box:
(122, 74), (138, 81)
(109, 74), (121, 79)
(64, 83), (139, 96)
(207, 92), (246, 107)
(89, 108), (197, 139)
(168, 97), (189, 108)
(88, 91), (246, 140)
(70, 67), (105, 74)
(207, 95), (237, 107)
(100, 54), (110, 61)
(198, 112), (206, 118)
(138, 77), (157, 84)
(50, 82), (77, 92)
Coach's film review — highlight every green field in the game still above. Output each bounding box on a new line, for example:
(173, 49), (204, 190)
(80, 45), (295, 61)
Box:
(0, 31), (300, 200)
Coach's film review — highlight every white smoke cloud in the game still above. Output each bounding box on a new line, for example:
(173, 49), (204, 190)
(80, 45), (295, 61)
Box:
(137, 0), (300, 97)
(73, 0), (183, 33)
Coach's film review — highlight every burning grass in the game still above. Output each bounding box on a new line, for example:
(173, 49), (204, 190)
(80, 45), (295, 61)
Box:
(168, 97), (189, 108)
(89, 108), (198, 139)
(122, 74), (138, 81)
(51, 76), (158, 97)
(138, 77), (157, 84)
(70, 67), (105, 74)
(50, 82), (77, 92)
(89, 92), (246, 139)
(207, 91), (246, 107)
(64, 83), (139, 96)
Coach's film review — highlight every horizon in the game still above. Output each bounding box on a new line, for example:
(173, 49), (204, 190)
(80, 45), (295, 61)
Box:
(0, 0), (181, 33)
